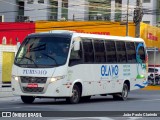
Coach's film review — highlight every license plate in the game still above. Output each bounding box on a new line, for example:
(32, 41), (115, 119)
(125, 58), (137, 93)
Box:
(27, 83), (38, 88)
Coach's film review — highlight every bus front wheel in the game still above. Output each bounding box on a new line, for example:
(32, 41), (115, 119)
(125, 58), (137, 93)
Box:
(66, 85), (80, 104)
(21, 96), (35, 104)
(113, 83), (128, 101)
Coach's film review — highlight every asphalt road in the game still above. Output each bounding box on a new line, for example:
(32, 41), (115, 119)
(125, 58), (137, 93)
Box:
(1, 90), (160, 120)
(0, 90), (160, 112)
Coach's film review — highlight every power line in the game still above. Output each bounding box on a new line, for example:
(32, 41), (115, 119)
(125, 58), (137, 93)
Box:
(0, 0), (142, 15)
(0, 0), (159, 23)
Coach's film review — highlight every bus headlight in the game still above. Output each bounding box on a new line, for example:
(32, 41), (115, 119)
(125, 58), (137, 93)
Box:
(50, 76), (65, 83)
(12, 76), (19, 81)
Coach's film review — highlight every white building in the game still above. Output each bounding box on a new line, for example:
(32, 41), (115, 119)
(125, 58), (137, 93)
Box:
(0, 0), (17, 22)
(24, 0), (50, 21)
(0, 0), (159, 26)
(105, 0), (159, 26)
(141, 0), (159, 26)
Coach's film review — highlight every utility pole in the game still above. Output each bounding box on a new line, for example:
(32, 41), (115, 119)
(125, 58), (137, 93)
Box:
(134, 0), (143, 38)
(126, 0), (129, 36)
(154, 47), (156, 85)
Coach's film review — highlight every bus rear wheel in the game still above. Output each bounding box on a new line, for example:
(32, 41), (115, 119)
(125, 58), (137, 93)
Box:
(21, 96), (35, 104)
(113, 83), (128, 101)
(66, 85), (80, 104)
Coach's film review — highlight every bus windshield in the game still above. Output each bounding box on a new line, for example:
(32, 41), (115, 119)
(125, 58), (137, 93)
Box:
(14, 36), (71, 68)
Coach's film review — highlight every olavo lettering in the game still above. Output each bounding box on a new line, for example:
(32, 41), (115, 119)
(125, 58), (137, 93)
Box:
(101, 65), (119, 77)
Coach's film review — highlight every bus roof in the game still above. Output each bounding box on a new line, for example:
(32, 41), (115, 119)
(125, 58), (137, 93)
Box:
(72, 33), (144, 42)
(31, 30), (144, 42)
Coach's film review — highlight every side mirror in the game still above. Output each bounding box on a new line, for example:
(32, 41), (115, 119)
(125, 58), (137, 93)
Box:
(73, 37), (80, 51)
(74, 41), (80, 51)
(17, 42), (21, 50)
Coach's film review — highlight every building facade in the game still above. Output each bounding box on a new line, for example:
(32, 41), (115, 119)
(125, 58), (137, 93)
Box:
(0, 0), (17, 22)
(141, 0), (158, 26)
(157, 0), (160, 26)
(0, 0), (159, 26)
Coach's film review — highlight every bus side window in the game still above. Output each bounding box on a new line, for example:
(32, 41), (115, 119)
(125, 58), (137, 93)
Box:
(82, 38), (94, 63)
(105, 40), (117, 63)
(116, 41), (127, 63)
(94, 40), (106, 63)
(126, 42), (136, 63)
(135, 42), (145, 63)
(69, 42), (82, 66)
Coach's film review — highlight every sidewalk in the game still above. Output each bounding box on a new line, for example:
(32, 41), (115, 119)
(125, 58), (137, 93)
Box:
(0, 87), (14, 98)
(142, 85), (160, 90)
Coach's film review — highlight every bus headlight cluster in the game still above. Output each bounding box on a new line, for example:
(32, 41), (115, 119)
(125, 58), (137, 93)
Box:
(50, 75), (65, 83)
(12, 76), (19, 81)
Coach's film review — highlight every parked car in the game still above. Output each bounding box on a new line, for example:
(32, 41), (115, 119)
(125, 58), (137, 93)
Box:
(148, 67), (160, 85)
(148, 67), (160, 76)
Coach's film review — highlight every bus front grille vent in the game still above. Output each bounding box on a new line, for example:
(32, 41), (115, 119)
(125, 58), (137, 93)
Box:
(23, 87), (44, 92)
(20, 77), (47, 83)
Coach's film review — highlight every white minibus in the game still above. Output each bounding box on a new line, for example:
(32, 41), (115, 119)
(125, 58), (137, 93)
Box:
(12, 30), (148, 104)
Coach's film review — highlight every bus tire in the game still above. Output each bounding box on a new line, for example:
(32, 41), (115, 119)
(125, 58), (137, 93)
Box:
(66, 85), (80, 104)
(113, 83), (128, 101)
(21, 96), (35, 104)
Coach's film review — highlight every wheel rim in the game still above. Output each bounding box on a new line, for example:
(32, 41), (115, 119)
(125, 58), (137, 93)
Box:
(122, 85), (128, 98)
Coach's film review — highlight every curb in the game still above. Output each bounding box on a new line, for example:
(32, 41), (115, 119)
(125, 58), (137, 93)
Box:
(142, 86), (160, 90)
(0, 87), (12, 91)
(0, 87), (13, 98)
(0, 92), (14, 98)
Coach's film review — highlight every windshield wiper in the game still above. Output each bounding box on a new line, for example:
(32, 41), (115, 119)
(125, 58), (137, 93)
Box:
(17, 56), (38, 68)
(41, 53), (58, 66)
(30, 44), (46, 52)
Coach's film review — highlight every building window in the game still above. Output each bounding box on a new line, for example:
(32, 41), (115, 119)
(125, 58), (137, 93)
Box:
(143, 21), (150, 24)
(38, 0), (44, 4)
(62, 0), (68, 8)
(143, 0), (151, 3)
(49, 0), (58, 21)
(0, 15), (4, 22)
(88, 0), (111, 21)
(18, 1), (24, 16)
(115, 0), (122, 22)
(62, 0), (68, 20)
(27, 0), (34, 4)
(115, 0), (122, 8)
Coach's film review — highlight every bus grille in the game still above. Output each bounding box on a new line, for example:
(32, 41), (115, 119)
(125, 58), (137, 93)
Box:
(20, 77), (47, 83)
(23, 87), (44, 92)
